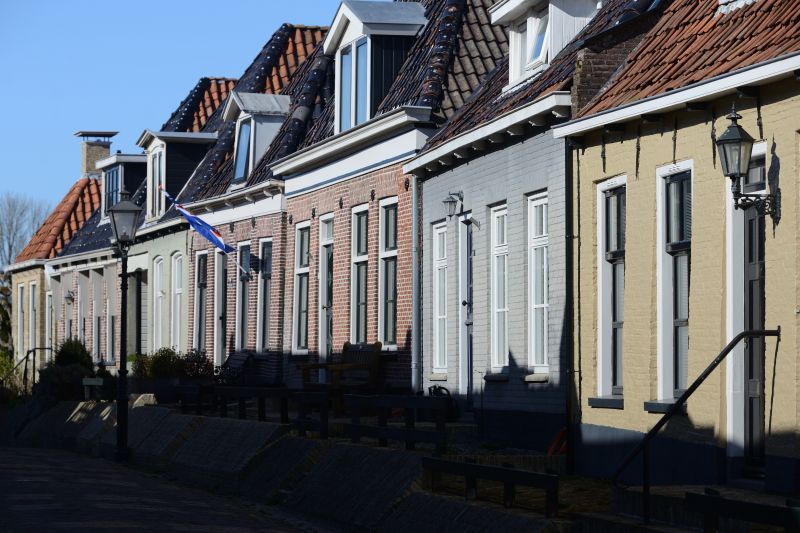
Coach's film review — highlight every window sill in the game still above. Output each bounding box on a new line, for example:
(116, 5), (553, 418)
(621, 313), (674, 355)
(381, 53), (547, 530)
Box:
(523, 373), (549, 383)
(484, 373), (509, 383)
(381, 344), (398, 352)
(644, 399), (687, 414)
(429, 373), (448, 382)
(588, 395), (624, 410)
(502, 63), (548, 93)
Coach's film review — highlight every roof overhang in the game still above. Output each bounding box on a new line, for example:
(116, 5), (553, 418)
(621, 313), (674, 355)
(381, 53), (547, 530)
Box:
(136, 130), (218, 148)
(95, 153), (147, 170)
(222, 92), (292, 122)
(323, 0), (427, 54)
(554, 51), (800, 138)
(4, 259), (47, 274)
(272, 105), (433, 175)
(47, 248), (115, 268)
(489, 0), (547, 25)
(404, 91), (572, 174)
(182, 179), (284, 213)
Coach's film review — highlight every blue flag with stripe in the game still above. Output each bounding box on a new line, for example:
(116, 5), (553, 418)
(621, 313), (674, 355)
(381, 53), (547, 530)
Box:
(160, 187), (234, 254)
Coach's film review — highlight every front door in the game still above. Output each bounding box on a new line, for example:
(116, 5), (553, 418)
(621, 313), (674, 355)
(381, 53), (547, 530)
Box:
(459, 217), (474, 406)
(214, 252), (228, 367)
(743, 205), (765, 470)
(322, 244), (334, 358)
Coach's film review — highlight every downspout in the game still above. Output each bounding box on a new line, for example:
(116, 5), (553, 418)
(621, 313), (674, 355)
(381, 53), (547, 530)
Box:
(564, 141), (576, 475)
(411, 172), (422, 393)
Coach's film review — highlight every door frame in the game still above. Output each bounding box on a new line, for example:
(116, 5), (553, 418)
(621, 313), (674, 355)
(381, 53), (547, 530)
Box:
(214, 250), (227, 367)
(458, 213), (476, 399)
(318, 213), (334, 370)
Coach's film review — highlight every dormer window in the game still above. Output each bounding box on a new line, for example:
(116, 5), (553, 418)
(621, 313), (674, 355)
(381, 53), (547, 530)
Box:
(95, 153), (146, 221)
(491, 0), (596, 88)
(150, 148), (165, 218)
(324, 1), (425, 134)
(104, 166), (120, 216)
(223, 92), (291, 189)
(233, 118), (252, 183)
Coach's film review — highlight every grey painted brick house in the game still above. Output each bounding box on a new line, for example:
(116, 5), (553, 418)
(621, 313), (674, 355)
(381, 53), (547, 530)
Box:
(404, 0), (631, 447)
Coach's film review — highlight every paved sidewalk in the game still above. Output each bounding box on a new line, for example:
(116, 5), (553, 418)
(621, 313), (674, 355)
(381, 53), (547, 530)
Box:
(0, 447), (314, 532)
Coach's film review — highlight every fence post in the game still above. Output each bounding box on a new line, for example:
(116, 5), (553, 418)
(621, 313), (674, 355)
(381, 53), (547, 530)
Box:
(643, 442), (651, 524)
(404, 407), (415, 450)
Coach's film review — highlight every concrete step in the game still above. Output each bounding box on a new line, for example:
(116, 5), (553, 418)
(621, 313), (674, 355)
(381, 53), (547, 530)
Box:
(575, 512), (699, 533)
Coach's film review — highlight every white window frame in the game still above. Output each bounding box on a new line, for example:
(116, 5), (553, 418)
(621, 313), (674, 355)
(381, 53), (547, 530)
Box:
(432, 222), (448, 373)
(148, 146), (166, 219)
(213, 251), (227, 366)
(45, 291), (53, 361)
(350, 204), (370, 343)
(234, 243), (250, 351)
(256, 238), (273, 353)
(293, 221), (311, 354)
(152, 256), (164, 351)
(105, 292), (114, 363)
(656, 160), (693, 401)
(17, 284), (24, 358)
(317, 216), (334, 360)
(193, 250), (208, 352)
(231, 115), (254, 185)
(171, 253), (184, 352)
(28, 282), (37, 354)
(378, 197), (398, 349)
(490, 205), (509, 370)
(596, 175), (627, 397)
(527, 193), (549, 372)
(335, 35), (371, 134)
(508, 7), (550, 86)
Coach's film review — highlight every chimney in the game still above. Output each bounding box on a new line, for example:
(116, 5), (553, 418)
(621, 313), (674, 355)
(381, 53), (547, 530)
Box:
(74, 131), (118, 179)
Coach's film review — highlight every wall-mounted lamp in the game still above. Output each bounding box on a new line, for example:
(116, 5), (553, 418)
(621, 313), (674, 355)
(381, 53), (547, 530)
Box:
(442, 191), (463, 218)
(715, 104), (776, 217)
(250, 216), (256, 229)
(311, 207), (316, 219)
(64, 290), (75, 305)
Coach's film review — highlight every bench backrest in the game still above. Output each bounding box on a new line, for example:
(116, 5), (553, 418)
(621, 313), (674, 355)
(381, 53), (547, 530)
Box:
(341, 341), (382, 387)
(216, 350), (255, 384)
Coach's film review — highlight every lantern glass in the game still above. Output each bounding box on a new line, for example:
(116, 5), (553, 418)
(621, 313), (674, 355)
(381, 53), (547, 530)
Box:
(715, 106), (755, 178)
(109, 197), (142, 246)
(443, 194), (458, 217)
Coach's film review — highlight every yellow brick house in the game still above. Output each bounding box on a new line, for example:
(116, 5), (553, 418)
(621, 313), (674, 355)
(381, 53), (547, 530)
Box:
(554, 0), (800, 493)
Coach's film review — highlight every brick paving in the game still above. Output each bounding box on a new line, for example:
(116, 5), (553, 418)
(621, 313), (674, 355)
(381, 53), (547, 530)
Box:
(0, 447), (314, 532)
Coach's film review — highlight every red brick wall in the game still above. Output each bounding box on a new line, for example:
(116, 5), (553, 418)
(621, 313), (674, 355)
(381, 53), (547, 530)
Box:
(187, 211), (286, 360)
(284, 163), (413, 388)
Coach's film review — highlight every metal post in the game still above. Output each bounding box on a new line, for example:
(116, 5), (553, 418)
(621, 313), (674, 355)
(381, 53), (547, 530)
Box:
(115, 249), (129, 462)
(642, 442), (651, 524)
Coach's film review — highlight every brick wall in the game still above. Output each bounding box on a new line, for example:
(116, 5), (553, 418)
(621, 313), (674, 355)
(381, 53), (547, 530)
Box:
(283, 163), (413, 388)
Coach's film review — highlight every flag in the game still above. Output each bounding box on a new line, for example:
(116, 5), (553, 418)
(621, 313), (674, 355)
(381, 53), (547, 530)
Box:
(160, 187), (235, 254)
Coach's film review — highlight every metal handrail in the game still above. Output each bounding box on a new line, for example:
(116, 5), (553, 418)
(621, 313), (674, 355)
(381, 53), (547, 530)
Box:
(611, 328), (781, 523)
(1, 347), (54, 394)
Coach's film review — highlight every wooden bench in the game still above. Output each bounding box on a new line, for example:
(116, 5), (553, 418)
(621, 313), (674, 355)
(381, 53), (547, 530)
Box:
(215, 385), (290, 424)
(215, 351), (255, 385)
(422, 457), (560, 516)
(685, 489), (800, 531)
(343, 394), (449, 454)
(245, 352), (283, 387)
(298, 341), (383, 390)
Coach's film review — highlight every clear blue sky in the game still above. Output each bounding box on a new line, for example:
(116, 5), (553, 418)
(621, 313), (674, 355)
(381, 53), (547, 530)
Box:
(0, 0), (339, 206)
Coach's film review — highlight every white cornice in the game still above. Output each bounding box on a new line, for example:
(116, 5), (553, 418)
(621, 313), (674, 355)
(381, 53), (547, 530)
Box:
(403, 91), (571, 174)
(489, 0), (545, 25)
(95, 154), (147, 170)
(183, 179), (284, 212)
(554, 51), (800, 138)
(272, 106), (432, 176)
(4, 259), (47, 274)
(136, 130), (218, 148)
(47, 248), (114, 268)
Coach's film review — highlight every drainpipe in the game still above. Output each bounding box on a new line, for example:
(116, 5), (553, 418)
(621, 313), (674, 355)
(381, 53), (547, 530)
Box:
(564, 141), (576, 475)
(411, 173), (422, 393)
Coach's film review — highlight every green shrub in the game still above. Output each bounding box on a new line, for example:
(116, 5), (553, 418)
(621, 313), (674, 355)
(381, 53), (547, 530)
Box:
(131, 354), (150, 379)
(148, 348), (184, 379)
(0, 353), (24, 404)
(94, 366), (117, 400)
(183, 349), (214, 378)
(55, 338), (93, 370)
(36, 363), (93, 401)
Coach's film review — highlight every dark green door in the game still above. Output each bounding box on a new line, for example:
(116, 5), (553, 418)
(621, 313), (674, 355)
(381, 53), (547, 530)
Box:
(744, 205), (765, 469)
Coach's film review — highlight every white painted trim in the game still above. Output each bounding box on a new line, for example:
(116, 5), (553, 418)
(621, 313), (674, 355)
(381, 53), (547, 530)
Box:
(273, 106), (432, 176)
(655, 159), (693, 401)
(403, 92), (572, 173)
(457, 214), (472, 394)
(187, 194), (284, 227)
(554, 52), (800, 138)
(489, 0), (544, 25)
(213, 250), (227, 366)
(350, 204), (370, 343)
(28, 281), (37, 355)
(527, 192), (549, 372)
(432, 222), (448, 373)
(183, 181), (284, 213)
(152, 256), (164, 352)
(256, 238), (273, 353)
(233, 242), (250, 351)
(17, 284), (25, 358)
(4, 259), (47, 274)
(292, 221), (312, 355)
(137, 129), (217, 148)
(95, 153), (146, 170)
(596, 175), (626, 397)
(378, 197), (399, 348)
(490, 205), (509, 371)
(45, 291), (53, 360)
(317, 215), (334, 369)
(193, 250), (208, 351)
(170, 252), (184, 352)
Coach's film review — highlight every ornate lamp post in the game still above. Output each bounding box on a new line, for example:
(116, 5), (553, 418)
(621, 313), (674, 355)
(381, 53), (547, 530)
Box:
(108, 188), (142, 461)
(716, 103), (775, 216)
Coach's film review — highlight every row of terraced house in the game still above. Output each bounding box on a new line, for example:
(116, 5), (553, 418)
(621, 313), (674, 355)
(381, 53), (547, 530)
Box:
(7, 0), (800, 492)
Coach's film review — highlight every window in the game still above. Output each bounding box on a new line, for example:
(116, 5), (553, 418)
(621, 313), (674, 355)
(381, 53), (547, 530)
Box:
(104, 166), (120, 216)
(509, 9), (550, 83)
(233, 119), (252, 183)
(17, 285), (24, 357)
(171, 254), (183, 351)
(379, 200), (398, 346)
(665, 171), (691, 395)
(529, 12), (549, 66)
(45, 292), (53, 356)
(153, 257), (164, 351)
(433, 223), (448, 372)
(194, 253), (208, 352)
(150, 150), (164, 217)
(605, 186), (626, 394)
(491, 206), (509, 369)
(257, 240), (273, 352)
(235, 245), (250, 350)
(351, 206), (369, 343)
(744, 154), (766, 192)
(294, 224), (311, 351)
(528, 194), (548, 370)
(28, 283), (37, 355)
(214, 251), (227, 366)
(338, 37), (369, 132)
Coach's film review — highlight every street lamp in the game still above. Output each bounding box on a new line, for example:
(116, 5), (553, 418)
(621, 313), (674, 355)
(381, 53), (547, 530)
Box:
(715, 103), (775, 216)
(108, 187), (142, 461)
(442, 191), (463, 218)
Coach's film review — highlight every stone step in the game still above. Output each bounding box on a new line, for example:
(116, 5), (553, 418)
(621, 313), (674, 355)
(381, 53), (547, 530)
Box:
(576, 512), (700, 533)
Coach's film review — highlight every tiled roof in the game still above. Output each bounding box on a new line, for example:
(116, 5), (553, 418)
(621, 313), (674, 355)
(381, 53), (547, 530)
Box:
(171, 24), (327, 205)
(14, 178), (101, 263)
(198, 0), (507, 199)
(422, 0), (632, 151)
(579, 0), (800, 117)
(161, 77), (238, 133)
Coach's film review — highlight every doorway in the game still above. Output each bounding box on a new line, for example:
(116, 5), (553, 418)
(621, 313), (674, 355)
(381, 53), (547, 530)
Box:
(214, 251), (228, 367)
(459, 214), (475, 406)
(319, 217), (334, 382)
(743, 205), (765, 472)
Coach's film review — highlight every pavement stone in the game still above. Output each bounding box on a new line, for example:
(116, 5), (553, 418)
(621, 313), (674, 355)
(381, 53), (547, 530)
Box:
(0, 447), (310, 532)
